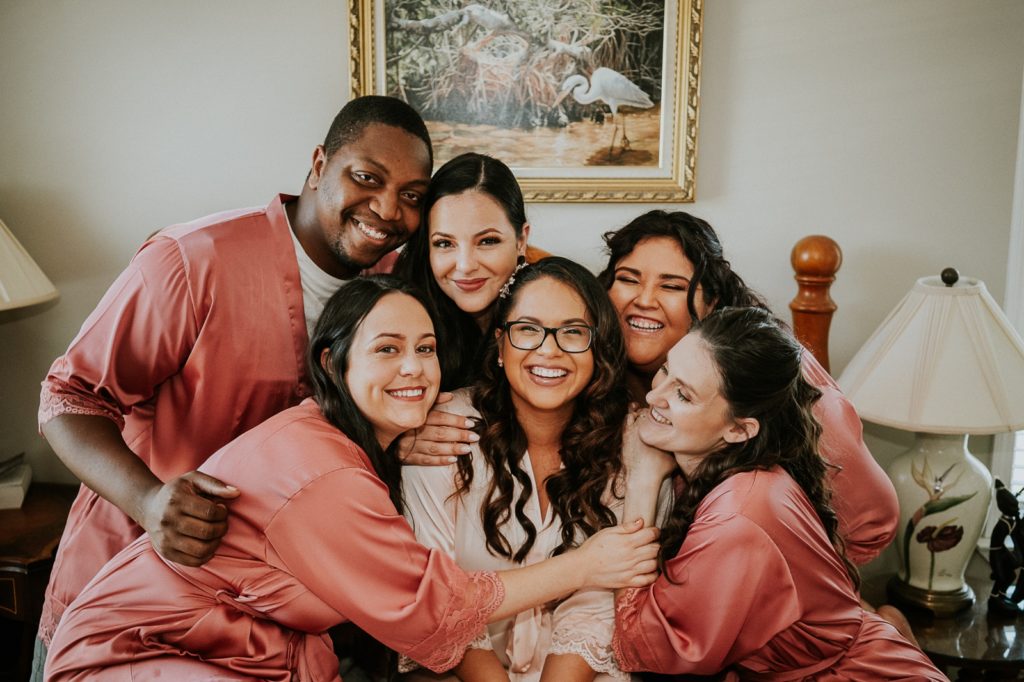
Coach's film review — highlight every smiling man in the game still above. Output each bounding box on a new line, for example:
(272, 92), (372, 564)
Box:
(33, 96), (433, 674)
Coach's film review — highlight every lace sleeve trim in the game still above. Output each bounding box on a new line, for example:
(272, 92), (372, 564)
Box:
(38, 380), (124, 430)
(467, 627), (494, 651)
(410, 570), (505, 673)
(398, 626), (492, 674)
(611, 587), (648, 672)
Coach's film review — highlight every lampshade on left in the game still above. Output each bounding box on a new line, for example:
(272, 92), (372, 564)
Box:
(0, 217), (58, 311)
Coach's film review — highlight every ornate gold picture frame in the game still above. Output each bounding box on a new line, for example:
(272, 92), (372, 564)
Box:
(349, 0), (702, 202)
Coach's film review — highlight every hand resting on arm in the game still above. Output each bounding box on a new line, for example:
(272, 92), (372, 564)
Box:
(42, 414), (238, 567)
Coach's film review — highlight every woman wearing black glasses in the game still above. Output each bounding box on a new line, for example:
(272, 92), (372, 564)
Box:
(401, 258), (661, 682)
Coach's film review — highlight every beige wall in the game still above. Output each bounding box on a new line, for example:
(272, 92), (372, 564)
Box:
(1, 1), (1022, 497)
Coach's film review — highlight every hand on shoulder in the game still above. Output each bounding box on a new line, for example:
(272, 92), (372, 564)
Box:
(397, 391), (480, 467)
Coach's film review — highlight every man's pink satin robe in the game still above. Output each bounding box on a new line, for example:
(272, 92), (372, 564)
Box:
(612, 469), (944, 680)
(36, 195), (395, 644)
(46, 400), (503, 681)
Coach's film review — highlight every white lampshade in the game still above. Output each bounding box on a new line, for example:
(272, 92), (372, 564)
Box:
(838, 273), (1024, 435)
(0, 217), (58, 312)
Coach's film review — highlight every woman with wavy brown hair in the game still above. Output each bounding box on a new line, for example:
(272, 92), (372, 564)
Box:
(402, 257), (664, 682)
(614, 307), (943, 680)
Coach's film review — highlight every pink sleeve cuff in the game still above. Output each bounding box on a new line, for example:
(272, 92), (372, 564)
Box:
(38, 379), (125, 431)
(612, 587), (651, 672)
(406, 570), (505, 673)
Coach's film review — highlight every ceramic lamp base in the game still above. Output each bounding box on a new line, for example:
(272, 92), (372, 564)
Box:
(887, 433), (992, 611)
(887, 574), (974, 615)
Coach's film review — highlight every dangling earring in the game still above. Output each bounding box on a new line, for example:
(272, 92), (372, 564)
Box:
(497, 357), (504, 367)
(499, 255), (529, 300)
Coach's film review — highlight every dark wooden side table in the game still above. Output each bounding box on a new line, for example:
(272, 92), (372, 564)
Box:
(863, 573), (1024, 681)
(0, 483), (77, 682)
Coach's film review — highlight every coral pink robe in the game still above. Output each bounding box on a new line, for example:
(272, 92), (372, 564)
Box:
(612, 469), (944, 680)
(37, 195), (395, 644)
(46, 400), (502, 681)
(802, 353), (898, 565)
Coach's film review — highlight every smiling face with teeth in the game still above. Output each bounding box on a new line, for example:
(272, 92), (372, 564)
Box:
(299, 123), (432, 279)
(428, 190), (527, 322)
(638, 333), (755, 474)
(498, 277), (595, 417)
(343, 292), (440, 448)
(607, 236), (709, 379)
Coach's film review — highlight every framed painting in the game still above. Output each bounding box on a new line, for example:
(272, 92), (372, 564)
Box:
(348, 0), (703, 202)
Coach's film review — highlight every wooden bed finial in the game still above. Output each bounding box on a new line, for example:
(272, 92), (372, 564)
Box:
(790, 235), (842, 373)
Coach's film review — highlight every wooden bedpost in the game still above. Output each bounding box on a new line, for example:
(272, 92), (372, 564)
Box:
(790, 236), (842, 373)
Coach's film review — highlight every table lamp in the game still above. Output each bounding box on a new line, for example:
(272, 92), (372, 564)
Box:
(0, 215), (59, 508)
(838, 268), (1024, 615)
(1, 216), (58, 312)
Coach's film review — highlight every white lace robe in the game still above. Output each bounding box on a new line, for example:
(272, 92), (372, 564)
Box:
(401, 391), (670, 682)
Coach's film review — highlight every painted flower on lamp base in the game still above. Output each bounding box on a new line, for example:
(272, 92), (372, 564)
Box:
(886, 433), (992, 615)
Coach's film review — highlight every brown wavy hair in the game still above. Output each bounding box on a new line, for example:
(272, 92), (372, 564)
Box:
(658, 307), (858, 589)
(598, 210), (770, 321)
(456, 257), (629, 562)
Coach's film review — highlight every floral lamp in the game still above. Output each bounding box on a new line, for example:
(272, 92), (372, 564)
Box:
(838, 269), (1024, 615)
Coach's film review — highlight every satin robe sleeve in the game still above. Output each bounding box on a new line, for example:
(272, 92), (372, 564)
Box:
(265, 466), (504, 673)
(612, 513), (801, 676)
(38, 237), (198, 428)
(801, 353), (899, 565)
(401, 461), (495, 658)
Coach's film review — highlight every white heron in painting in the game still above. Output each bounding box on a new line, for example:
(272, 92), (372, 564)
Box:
(557, 67), (654, 156)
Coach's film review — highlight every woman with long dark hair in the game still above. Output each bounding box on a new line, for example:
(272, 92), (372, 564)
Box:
(394, 152), (549, 467)
(613, 307), (943, 680)
(395, 152), (533, 391)
(597, 210), (898, 567)
(402, 258), (666, 681)
(45, 276), (660, 681)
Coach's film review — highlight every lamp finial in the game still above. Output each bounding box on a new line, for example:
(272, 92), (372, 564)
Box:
(941, 267), (959, 287)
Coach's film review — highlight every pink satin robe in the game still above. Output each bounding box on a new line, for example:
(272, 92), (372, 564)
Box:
(46, 400), (502, 681)
(612, 469), (944, 680)
(36, 195), (395, 644)
(802, 353), (898, 565)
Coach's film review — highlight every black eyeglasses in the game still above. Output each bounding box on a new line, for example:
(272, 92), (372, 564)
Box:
(501, 321), (595, 353)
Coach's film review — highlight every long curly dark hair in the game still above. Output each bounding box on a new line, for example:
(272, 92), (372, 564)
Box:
(457, 257), (629, 562)
(394, 152), (528, 390)
(658, 307), (858, 589)
(598, 210), (769, 322)
(308, 275), (438, 514)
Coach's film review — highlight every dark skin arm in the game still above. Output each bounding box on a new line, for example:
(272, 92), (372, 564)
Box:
(42, 414), (239, 567)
